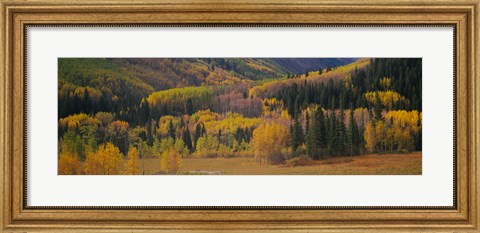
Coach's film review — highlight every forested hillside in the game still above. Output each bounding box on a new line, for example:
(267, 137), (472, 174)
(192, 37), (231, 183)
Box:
(57, 58), (422, 175)
(58, 58), (355, 119)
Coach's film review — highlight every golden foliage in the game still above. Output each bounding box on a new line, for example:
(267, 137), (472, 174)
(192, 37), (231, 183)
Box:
(261, 98), (285, 116)
(83, 142), (124, 175)
(174, 139), (190, 158)
(251, 122), (290, 164)
(191, 109), (219, 124)
(385, 110), (421, 150)
(73, 86), (102, 101)
(157, 116), (180, 136)
(379, 77), (392, 90)
(58, 152), (81, 175)
(364, 110), (421, 152)
(147, 86), (213, 111)
(125, 147), (140, 175)
(160, 148), (182, 174)
(58, 113), (100, 129)
(108, 120), (129, 131)
(364, 91), (409, 109)
(205, 67), (243, 85)
(203, 112), (261, 135)
(194, 135), (220, 158)
(384, 110), (421, 133)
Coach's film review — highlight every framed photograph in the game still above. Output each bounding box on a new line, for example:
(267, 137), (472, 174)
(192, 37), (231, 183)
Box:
(1, 0), (479, 232)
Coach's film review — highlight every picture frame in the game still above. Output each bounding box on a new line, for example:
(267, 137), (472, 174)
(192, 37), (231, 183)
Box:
(1, 0), (479, 232)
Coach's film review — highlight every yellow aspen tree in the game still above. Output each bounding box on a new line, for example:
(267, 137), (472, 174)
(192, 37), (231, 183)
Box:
(58, 152), (80, 175)
(379, 77), (392, 90)
(160, 148), (182, 174)
(252, 124), (268, 163)
(385, 110), (421, 151)
(125, 146), (140, 175)
(83, 150), (102, 175)
(375, 120), (387, 151)
(83, 142), (123, 175)
(103, 142), (124, 175)
(252, 122), (289, 164)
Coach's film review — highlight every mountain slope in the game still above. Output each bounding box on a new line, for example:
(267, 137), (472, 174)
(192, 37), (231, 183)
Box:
(58, 58), (359, 118)
(268, 58), (358, 74)
(249, 58), (370, 98)
(109, 58), (357, 90)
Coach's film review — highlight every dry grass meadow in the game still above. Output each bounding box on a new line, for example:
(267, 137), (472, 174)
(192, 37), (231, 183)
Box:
(137, 152), (422, 175)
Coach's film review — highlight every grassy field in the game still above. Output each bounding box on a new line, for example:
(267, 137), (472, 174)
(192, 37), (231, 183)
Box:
(138, 152), (421, 175)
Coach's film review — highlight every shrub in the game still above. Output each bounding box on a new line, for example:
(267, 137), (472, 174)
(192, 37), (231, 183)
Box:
(285, 155), (313, 167)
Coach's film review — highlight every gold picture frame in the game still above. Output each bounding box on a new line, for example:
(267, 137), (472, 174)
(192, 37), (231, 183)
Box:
(1, 0), (479, 231)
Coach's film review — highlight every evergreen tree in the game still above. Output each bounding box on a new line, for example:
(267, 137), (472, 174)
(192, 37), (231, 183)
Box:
(185, 98), (194, 115)
(306, 111), (315, 158)
(307, 107), (326, 159)
(180, 118), (185, 128)
(291, 112), (303, 151)
(348, 104), (359, 155)
(289, 124), (295, 148)
(374, 94), (383, 121)
(414, 116), (422, 151)
(182, 126), (193, 153)
(337, 103), (347, 155)
(317, 108), (327, 150)
(139, 98), (150, 125)
(201, 123), (207, 136)
(146, 120), (154, 147)
(329, 110), (337, 156)
(305, 111), (310, 143)
(168, 120), (176, 141)
(193, 123), (202, 149)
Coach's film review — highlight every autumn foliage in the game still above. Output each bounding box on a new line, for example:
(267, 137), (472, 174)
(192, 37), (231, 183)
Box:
(252, 123), (290, 164)
(125, 147), (140, 175)
(58, 152), (81, 175)
(160, 148), (183, 174)
(58, 58), (422, 175)
(83, 143), (123, 175)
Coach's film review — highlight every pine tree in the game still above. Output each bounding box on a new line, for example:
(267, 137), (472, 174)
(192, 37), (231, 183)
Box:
(306, 107), (327, 160)
(185, 98), (194, 115)
(414, 116), (422, 151)
(316, 108), (326, 152)
(374, 94), (383, 121)
(348, 105), (359, 155)
(305, 111), (310, 143)
(168, 120), (176, 141)
(146, 120), (154, 147)
(289, 124), (295, 148)
(291, 107), (304, 151)
(193, 123), (202, 150)
(306, 110), (315, 158)
(139, 98), (150, 125)
(182, 126), (193, 153)
(337, 103), (347, 155)
(329, 110), (337, 156)
(201, 123), (207, 136)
